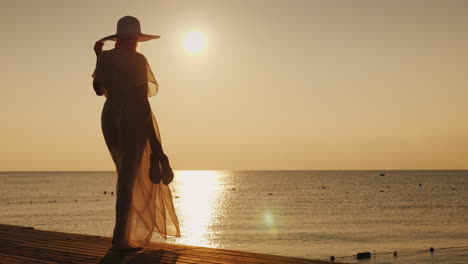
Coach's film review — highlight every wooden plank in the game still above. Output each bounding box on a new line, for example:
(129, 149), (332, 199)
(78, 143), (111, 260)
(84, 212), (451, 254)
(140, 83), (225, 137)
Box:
(178, 249), (330, 264)
(188, 248), (332, 264)
(0, 235), (196, 264)
(1, 229), (329, 264)
(0, 232), (109, 257)
(1, 243), (100, 264)
(0, 224), (34, 230)
(0, 252), (59, 264)
(0, 230), (193, 264)
(2, 227), (188, 251)
(1, 232), (306, 264)
(0, 224), (344, 264)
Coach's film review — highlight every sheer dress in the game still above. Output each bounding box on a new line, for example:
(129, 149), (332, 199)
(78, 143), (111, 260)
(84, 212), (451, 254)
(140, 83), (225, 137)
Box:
(93, 49), (180, 248)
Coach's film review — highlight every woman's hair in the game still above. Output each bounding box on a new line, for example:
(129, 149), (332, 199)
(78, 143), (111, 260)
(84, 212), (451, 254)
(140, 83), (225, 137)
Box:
(115, 37), (138, 50)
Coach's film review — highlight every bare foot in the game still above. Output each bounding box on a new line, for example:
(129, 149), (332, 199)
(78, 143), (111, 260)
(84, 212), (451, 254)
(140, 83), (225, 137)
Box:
(112, 246), (143, 251)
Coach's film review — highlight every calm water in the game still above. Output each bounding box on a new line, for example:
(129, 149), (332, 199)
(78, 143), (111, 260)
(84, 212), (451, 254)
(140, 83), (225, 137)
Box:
(0, 170), (467, 263)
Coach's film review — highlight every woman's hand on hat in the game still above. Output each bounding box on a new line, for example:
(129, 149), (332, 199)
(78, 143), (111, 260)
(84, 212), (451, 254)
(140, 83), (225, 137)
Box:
(94, 40), (105, 56)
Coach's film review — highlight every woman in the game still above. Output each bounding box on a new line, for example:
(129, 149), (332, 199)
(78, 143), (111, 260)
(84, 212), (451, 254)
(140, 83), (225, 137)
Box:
(92, 16), (180, 250)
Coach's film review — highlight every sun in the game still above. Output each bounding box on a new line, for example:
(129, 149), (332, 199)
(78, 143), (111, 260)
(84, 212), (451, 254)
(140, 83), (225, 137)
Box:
(183, 31), (206, 54)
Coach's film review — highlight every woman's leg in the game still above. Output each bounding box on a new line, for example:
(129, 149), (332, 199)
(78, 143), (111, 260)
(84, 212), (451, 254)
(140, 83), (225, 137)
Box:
(105, 102), (150, 248)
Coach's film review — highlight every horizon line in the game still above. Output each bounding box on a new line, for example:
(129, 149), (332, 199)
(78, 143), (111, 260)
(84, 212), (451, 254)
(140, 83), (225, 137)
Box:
(1, 169), (467, 173)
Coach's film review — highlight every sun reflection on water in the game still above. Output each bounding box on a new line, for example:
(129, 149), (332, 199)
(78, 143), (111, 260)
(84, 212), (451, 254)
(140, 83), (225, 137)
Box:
(171, 170), (224, 247)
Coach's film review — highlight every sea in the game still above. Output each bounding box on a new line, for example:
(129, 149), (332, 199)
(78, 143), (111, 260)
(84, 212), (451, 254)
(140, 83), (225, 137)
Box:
(0, 170), (467, 264)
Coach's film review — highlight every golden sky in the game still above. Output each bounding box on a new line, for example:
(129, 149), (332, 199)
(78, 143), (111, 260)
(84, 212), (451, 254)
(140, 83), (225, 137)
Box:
(1, 0), (467, 171)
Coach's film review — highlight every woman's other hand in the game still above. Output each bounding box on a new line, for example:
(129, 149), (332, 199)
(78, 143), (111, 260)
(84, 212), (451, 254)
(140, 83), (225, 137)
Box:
(94, 40), (105, 56)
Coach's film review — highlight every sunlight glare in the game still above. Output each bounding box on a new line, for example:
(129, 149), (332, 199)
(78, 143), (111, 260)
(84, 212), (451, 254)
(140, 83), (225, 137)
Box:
(264, 211), (274, 226)
(183, 31), (206, 54)
(173, 170), (223, 247)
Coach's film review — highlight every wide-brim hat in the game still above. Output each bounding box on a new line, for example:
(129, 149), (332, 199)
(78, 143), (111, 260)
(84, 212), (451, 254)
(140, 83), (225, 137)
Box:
(100, 16), (160, 42)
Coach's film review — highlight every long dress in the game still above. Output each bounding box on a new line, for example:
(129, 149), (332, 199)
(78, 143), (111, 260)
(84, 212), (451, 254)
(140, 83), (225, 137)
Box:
(92, 48), (181, 249)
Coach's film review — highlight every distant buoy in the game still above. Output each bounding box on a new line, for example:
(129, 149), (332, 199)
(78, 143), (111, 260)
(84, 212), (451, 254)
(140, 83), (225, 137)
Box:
(330, 256), (335, 262)
(379, 173), (385, 176)
(430, 247), (434, 252)
(111, 191), (114, 195)
(356, 252), (371, 259)
(104, 191), (107, 194)
(419, 184), (422, 187)
(393, 250), (397, 256)
(268, 193), (273, 195)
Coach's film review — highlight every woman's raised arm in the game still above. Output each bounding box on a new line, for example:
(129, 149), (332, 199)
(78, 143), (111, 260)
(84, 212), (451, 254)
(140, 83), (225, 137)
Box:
(94, 40), (104, 57)
(93, 79), (104, 96)
(92, 40), (105, 96)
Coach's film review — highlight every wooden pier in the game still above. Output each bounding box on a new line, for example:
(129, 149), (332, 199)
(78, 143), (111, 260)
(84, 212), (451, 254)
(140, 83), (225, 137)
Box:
(0, 224), (345, 264)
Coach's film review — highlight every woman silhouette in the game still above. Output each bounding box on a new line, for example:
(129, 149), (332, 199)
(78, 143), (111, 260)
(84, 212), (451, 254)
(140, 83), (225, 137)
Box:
(92, 16), (180, 250)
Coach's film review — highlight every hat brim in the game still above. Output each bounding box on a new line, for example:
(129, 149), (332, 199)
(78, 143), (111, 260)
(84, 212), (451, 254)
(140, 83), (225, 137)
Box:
(100, 33), (160, 42)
